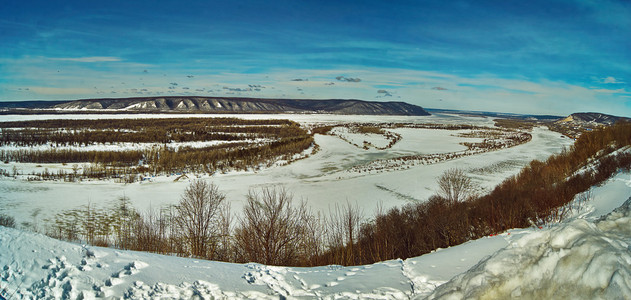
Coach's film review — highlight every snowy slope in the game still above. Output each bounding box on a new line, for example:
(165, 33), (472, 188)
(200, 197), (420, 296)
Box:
(427, 201), (631, 299)
(2, 172), (631, 299)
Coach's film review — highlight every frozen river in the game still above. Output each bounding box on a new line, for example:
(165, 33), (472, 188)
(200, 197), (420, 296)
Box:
(0, 113), (573, 227)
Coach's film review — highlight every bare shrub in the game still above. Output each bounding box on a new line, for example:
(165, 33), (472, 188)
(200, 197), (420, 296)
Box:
(325, 201), (363, 265)
(112, 196), (140, 249)
(234, 186), (309, 266)
(437, 168), (473, 203)
(299, 210), (325, 266)
(214, 203), (234, 262)
(175, 180), (226, 258)
(0, 214), (15, 228)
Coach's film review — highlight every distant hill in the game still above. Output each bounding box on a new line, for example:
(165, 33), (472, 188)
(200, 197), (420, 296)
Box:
(550, 112), (630, 138)
(425, 108), (562, 121)
(555, 112), (630, 126)
(0, 100), (69, 109)
(0, 97), (430, 116)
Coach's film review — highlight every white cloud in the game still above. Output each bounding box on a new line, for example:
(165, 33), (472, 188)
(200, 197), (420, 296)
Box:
(601, 76), (624, 84)
(592, 88), (627, 94)
(2, 62), (630, 116)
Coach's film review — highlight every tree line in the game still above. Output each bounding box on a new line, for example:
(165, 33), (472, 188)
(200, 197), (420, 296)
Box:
(0, 117), (313, 178)
(0, 117), (303, 146)
(43, 182), (329, 266)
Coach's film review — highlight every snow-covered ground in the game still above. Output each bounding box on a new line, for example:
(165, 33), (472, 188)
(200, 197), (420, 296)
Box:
(0, 139), (269, 152)
(0, 113), (572, 228)
(426, 173), (631, 299)
(2, 170), (630, 299)
(0, 114), (571, 229)
(2, 113), (630, 299)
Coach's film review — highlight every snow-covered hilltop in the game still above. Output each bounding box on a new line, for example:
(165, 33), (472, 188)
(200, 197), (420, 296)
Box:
(0, 97), (431, 116)
(2, 171), (630, 299)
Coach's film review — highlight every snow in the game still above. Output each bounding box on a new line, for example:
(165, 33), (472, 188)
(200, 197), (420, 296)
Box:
(426, 200), (631, 299)
(0, 114), (572, 227)
(2, 113), (631, 298)
(0, 139), (267, 152)
(2, 170), (631, 299)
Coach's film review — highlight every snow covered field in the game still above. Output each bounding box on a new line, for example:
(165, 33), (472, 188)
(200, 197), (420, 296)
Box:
(2, 170), (630, 299)
(0, 113), (572, 228)
(0, 139), (268, 152)
(0, 113), (572, 229)
(2, 113), (631, 299)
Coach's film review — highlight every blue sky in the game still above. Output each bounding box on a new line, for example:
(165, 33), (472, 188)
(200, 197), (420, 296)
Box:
(1, 0), (630, 116)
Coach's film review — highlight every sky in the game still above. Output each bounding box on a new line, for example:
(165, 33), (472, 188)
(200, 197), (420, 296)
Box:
(0, 0), (630, 116)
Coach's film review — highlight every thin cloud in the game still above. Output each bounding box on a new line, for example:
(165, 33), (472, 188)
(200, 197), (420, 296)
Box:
(377, 89), (392, 97)
(336, 76), (361, 82)
(601, 76), (624, 84)
(223, 86), (250, 92)
(49, 56), (122, 63)
(222, 85), (265, 92)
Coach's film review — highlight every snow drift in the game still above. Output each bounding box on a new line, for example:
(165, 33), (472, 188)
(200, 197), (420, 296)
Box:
(426, 197), (631, 299)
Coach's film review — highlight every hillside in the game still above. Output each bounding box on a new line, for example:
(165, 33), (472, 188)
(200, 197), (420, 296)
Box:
(0, 97), (431, 116)
(549, 112), (631, 138)
(556, 112), (630, 126)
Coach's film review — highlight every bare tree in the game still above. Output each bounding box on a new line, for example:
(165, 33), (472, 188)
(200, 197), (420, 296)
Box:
(175, 180), (226, 258)
(299, 210), (325, 266)
(215, 203), (234, 262)
(437, 168), (473, 203)
(234, 186), (308, 266)
(112, 196), (139, 249)
(325, 201), (363, 265)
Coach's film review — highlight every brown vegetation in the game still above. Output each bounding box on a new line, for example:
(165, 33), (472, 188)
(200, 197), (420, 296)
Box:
(346, 121), (631, 264)
(493, 118), (538, 130)
(175, 180), (227, 259)
(437, 168), (474, 203)
(0, 118), (314, 180)
(234, 187), (316, 266)
(0, 214), (16, 228)
(32, 121), (631, 268)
